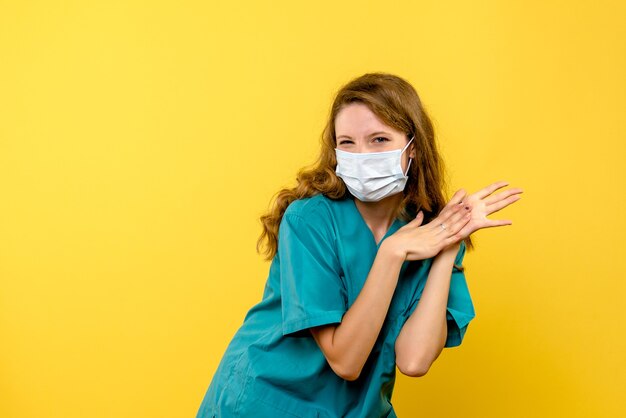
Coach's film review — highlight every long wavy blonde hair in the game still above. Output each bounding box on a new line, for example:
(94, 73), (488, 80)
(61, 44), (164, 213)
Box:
(256, 72), (474, 263)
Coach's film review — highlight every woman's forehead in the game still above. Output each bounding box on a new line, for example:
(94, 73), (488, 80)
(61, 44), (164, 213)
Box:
(335, 104), (400, 138)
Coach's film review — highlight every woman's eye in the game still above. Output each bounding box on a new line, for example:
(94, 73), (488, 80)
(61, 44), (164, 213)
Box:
(373, 137), (389, 143)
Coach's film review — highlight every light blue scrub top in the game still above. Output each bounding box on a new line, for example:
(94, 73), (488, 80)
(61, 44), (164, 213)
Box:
(196, 193), (476, 418)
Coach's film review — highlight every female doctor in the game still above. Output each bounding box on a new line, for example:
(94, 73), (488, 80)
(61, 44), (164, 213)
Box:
(196, 72), (523, 418)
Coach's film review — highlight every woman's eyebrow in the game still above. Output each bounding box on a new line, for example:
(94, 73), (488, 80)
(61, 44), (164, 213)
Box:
(337, 131), (392, 139)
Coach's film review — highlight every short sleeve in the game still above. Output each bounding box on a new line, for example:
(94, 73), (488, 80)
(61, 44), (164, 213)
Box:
(445, 241), (476, 348)
(278, 211), (347, 337)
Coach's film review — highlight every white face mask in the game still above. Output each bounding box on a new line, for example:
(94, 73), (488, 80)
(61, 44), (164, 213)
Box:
(335, 136), (414, 202)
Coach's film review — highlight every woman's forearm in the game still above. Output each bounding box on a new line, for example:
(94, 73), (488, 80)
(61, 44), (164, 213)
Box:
(328, 241), (405, 380)
(394, 244), (459, 377)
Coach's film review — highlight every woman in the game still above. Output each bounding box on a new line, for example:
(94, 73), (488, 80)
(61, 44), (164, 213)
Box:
(196, 72), (523, 418)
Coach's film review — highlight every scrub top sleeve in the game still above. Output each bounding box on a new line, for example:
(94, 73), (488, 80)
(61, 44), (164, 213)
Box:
(278, 212), (347, 337)
(445, 241), (477, 347)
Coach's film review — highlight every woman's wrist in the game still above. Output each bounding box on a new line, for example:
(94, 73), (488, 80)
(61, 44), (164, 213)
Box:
(378, 237), (406, 264)
(436, 241), (461, 261)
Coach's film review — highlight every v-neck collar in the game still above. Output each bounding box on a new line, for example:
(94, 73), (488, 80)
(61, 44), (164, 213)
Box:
(348, 197), (406, 249)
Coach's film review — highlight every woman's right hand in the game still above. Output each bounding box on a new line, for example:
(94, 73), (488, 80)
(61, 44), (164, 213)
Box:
(382, 189), (472, 262)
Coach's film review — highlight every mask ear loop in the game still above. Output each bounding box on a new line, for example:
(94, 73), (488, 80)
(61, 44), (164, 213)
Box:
(402, 135), (415, 176)
(404, 158), (412, 176)
(401, 136), (414, 153)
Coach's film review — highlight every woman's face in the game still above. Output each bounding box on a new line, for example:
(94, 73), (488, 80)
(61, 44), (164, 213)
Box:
(334, 102), (415, 172)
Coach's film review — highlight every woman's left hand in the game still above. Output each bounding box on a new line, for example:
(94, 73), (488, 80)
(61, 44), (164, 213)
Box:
(455, 180), (523, 239)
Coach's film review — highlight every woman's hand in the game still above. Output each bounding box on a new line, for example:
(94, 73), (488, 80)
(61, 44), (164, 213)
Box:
(454, 180), (523, 240)
(383, 189), (472, 262)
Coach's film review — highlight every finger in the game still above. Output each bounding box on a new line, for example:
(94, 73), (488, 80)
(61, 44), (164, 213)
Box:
(484, 187), (524, 206)
(435, 201), (463, 230)
(447, 208), (472, 236)
(455, 223), (472, 240)
(406, 210), (424, 227)
(450, 188), (467, 207)
(444, 203), (471, 232)
(438, 205), (471, 235)
(485, 194), (522, 215)
(483, 218), (513, 228)
(440, 189), (467, 218)
(442, 232), (465, 248)
(441, 188), (466, 210)
(475, 181), (510, 200)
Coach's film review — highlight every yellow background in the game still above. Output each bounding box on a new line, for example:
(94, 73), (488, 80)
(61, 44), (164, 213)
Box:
(1, 1), (624, 417)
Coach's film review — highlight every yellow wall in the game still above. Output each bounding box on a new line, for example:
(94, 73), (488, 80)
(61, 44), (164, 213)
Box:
(1, 1), (624, 417)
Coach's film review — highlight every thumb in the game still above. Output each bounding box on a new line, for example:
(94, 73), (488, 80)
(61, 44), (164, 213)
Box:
(407, 210), (424, 227)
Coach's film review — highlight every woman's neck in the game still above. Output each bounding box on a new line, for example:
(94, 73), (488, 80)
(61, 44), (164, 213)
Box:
(353, 193), (404, 234)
